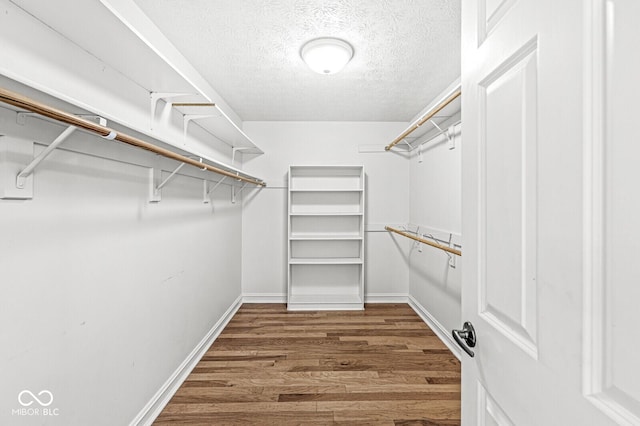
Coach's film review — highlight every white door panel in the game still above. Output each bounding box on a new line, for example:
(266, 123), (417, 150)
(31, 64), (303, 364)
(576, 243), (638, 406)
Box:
(479, 39), (538, 358)
(584, 1), (640, 424)
(461, 0), (638, 424)
(478, 0), (519, 45)
(477, 383), (515, 426)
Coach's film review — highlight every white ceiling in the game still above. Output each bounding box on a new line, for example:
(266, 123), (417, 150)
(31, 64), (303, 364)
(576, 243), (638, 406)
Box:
(132, 0), (461, 122)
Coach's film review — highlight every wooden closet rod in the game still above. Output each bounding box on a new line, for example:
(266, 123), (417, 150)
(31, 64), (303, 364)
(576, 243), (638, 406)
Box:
(171, 102), (215, 107)
(385, 88), (462, 151)
(0, 87), (266, 187)
(385, 226), (462, 256)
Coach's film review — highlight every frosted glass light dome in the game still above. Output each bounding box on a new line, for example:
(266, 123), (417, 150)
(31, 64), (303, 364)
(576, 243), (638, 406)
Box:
(301, 38), (354, 75)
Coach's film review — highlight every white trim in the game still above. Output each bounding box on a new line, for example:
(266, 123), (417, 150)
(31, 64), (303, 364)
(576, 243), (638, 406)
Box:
(408, 295), (462, 361)
(129, 295), (243, 426)
(364, 293), (409, 303)
(242, 293), (287, 303)
(241, 293), (409, 304)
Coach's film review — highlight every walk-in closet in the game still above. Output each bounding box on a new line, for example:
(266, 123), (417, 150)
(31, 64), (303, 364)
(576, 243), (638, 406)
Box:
(1, 1), (639, 425)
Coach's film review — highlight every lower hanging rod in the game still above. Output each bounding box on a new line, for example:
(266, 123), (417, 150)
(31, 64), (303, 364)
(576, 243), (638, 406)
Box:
(0, 87), (266, 187)
(385, 226), (462, 256)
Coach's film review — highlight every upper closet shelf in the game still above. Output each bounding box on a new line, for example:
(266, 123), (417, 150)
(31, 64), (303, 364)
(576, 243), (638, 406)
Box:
(386, 80), (461, 152)
(8, 0), (263, 155)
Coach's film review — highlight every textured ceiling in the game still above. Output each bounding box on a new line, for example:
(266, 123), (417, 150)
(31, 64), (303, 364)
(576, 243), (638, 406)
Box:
(132, 0), (460, 121)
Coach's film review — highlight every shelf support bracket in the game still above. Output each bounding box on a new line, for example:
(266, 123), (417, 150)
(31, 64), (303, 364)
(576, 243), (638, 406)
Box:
(446, 233), (456, 268)
(430, 120), (456, 150)
(17, 112), (39, 126)
(148, 156), (163, 203)
(150, 92), (193, 130)
(447, 127), (456, 150)
(429, 120), (444, 133)
(231, 182), (248, 204)
(156, 162), (185, 191)
(76, 115), (108, 126)
(203, 176), (227, 204)
(231, 147), (252, 166)
(183, 114), (216, 145)
(16, 125), (76, 189)
(414, 226), (423, 252)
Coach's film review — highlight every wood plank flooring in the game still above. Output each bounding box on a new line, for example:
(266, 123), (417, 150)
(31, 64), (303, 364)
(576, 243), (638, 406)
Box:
(154, 303), (461, 425)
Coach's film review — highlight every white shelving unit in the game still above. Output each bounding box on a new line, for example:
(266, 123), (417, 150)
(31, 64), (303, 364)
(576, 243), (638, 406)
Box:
(287, 166), (365, 311)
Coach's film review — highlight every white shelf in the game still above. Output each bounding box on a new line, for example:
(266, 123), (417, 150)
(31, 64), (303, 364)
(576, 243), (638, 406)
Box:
(287, 294), (364, 311)
(290, 212), (363, 216)
(289, 235), (363, 241)
(289, 189), (364, 192)
(289, 166), (364, 191)
(290, 232), (362, 238)
(289, 257), (363, 265)
(287, 165), (365, 311)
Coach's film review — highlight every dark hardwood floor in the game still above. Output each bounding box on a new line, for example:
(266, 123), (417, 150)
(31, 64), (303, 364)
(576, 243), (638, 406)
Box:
(154, 303), (461, 425)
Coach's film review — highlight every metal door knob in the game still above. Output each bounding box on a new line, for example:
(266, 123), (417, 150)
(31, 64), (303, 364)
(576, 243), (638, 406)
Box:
(452, 321), (476, 357)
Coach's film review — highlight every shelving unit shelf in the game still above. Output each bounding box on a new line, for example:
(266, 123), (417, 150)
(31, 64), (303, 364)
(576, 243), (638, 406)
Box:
(287, 166), (365, 311)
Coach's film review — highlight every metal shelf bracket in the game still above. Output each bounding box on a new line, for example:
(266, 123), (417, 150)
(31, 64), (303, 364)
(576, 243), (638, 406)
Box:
(157, 162), (185, 191)
(430, 119), (455, 150)
(150, 92), (193, 130)
(203, 176), (227, 204)
(231, 182), (249, 204)
(183, 114), (216, 145)
(16, 111), (36, 125)
(429, 119), (444, 133)
(232, 147), (253, 166)
(16, 125), (77, 189)
(447, 127), (456, 150)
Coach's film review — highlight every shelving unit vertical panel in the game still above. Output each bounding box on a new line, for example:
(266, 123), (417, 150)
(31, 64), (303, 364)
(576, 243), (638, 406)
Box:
(359, 166), (365, 304)
(287, 168), (293, 305)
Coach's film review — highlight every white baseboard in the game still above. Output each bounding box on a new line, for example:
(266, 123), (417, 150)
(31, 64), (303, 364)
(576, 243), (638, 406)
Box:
(408, 295), (462, 361)
(364, 293), (409, 303)
(242, 293), (409, 304)
(242, 293), (287, 303)
(129, 295), (243, 426)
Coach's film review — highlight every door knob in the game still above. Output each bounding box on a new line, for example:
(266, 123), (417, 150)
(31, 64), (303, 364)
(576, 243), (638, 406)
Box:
(452, 321), (476, 357)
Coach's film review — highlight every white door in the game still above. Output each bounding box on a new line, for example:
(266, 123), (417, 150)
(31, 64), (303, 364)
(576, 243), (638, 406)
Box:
(459, 0), (640, 424)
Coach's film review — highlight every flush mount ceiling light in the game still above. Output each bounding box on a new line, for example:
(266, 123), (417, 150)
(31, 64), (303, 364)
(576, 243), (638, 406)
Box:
(301, 37), (354, 75)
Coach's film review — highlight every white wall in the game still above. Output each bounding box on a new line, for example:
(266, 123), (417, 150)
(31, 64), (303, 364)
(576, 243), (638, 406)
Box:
(408, 123), (462, 340)
(0, 88), (244, 424)
(241, 121), (411, 301)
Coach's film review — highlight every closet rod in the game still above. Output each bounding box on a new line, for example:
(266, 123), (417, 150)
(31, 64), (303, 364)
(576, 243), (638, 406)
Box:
(385, 226), (462, 256)
(0, 87), (266, 187)
(385, 87), (461, 151)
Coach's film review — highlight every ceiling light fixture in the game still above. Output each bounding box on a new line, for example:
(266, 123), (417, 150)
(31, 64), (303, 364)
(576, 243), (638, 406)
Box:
(301, 37), (354, 75)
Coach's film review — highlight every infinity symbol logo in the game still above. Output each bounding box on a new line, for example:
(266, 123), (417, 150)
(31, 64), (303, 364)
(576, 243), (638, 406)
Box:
(18, 390), (54, 407)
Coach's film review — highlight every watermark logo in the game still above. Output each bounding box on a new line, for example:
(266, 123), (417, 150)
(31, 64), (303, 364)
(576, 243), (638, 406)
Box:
(12, 390), (59, 417)
(18, 390), (53, 407)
